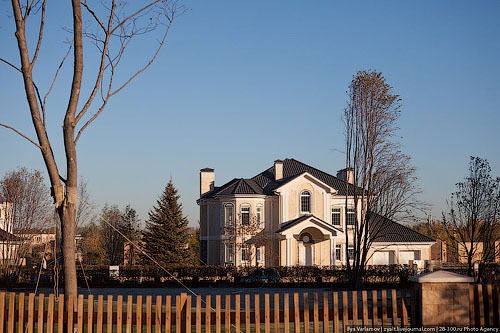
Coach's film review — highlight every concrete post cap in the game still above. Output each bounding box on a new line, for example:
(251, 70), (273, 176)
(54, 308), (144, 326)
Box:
(410, 270), (474, 283)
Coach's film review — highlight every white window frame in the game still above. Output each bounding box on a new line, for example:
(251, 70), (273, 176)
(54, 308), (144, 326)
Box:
(335, 244), (342, 262)
(256, 246), (265, 265)
(241, 204), (250, 226)
(256, 204), (264, 228)
(225, 244), (234, 263)
(224, 204), (234, 226)
(241, 245), (250, 262)
(347, 244), (355, 261)
(346, 207), (356, 227)
(300, 190), (311, 213)
(331, 207), (341, 226)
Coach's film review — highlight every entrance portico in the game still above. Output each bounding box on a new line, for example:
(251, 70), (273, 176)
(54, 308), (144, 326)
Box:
(276, 214), (341, 267)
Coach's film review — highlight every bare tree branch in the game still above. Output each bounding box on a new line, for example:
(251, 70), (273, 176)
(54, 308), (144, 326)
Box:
(30, 0), (47, 67)
(0, 58), (22, 72)
(0, 123), (42, 149)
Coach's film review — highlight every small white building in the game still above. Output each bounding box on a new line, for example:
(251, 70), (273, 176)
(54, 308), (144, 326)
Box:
(198, 158), (434, 267)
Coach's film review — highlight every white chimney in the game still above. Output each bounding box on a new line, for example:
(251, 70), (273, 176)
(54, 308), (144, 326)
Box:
(336, 168), (354, 184)
(200, 168), (215, 196)
(274, 160), (283, 181)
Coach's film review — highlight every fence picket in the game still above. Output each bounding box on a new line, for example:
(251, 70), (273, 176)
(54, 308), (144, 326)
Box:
(136, 296), (142, 333)
(391, 289), (398, 327)
(195, 296), (201, 333)
(294, 293), (300, 333)
(175, 295), (181, 333)
(0, 292), (4, 333)
(47, 294), (54, 333)
(486, 284), (493, 327)
(106, 296), (113, 333)
(186, 296), (191, 333)
(265, 294), (270, 333)
(304, 293), (309, 333)
(254, 294), (260, 333)
(116, 295), (123, 333)
(56, 294), (63, 333)
(477, 285), (484, 327)
(77, 295), (84, 333)
(274, 294), (280, 333)
(8, 293), (15, 333)
(204, 295), (209, 333)
(18, 293), (25, 333)
(313, 293), (319, 333)
(284, 293), (290, 333)
(126, 296), (133, 333)
(342, 292), (347, 333)
(215, 295), (221, 333)
(381, 290), (388, 328)
(67, 295), (75, 333)
(96, 295), (103, 333)
(401, 290), (408, 328)
(244, 295), (250, 333)
(372, 290), (378, 328)
(37, 294), (44, 333)
(225, 295), (230, 333)
(496, 286), (500, 328)
(88, 294), (94, 333)
(146, 296), (152, 333)
(27, 293), (34, 333)
(362, 291), (368, 327)
(352, 291), (358, 327)
(235, 294), (240, 333)
(332, 292), (338, 333)
(165, 296), (171, 333)
(322, 292), (329, 333)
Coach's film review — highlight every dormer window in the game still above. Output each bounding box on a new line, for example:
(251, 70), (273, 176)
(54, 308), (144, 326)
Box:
(300, 190), (311, 213)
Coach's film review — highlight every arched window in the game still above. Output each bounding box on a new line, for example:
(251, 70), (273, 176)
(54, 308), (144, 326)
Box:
(224, 204), (234, 226)
(300, 190), (311, 213)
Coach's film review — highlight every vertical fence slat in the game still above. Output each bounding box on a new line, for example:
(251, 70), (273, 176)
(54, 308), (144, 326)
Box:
(136, 295), (142, 333)
(203, 296), (209, 333)
(352, 291), (358, 328)
(37, 294), (44, 333)
(18, 293), (25, 333)
(106, 295), (113, 333)
(342, 292), (347, 333)
(175, 295), (181, 333)
(225, 295), (230, 333)
(155, 296), (162, 333)
(146, 296), (152, 333)
(469, 285), (475, 327)
(87, 294), (94, 333)
(96, 295), (103, 333)
(361, 291), (368, 327)
(165, 296), (171, 333)
(126, 296), (132, 333)
(401, 290), (408, 328)
(486, 284), (493, 327)
(67, 295), (74, 333)
(391, 289), (397, 327)
(381, 290), (388, 328)
(186, 296), (191, 333)
(294, 293), (300, 333)
(332, 292), (338, 333)
(215, 295), (221, 333)
(410, 288), (416, 327)
(0, 292), (5, 333)
(265, 294), (270, 333)
(496, 286), (500, 329)
(304, 293), (309, 333)
(195, 296), (201, 333)
(56, 295), (63, 333)
(77, 295), (84, 333)
(180, 294), (186, 333)
(8, 293), (15, 333)
(313, 293), (319, 333)
(255, 294), (260, 333)
(235, 294), (240, 333)
(244, 295), (250, 333)
(116, 295), (123, 333)
(322, 292), (329, 333)
(477, 285), (484, 327)
(284, 293), (290, 333)
(47, 294), (54, 333)
(27, 293), (34, 333)
(372, 290), (378, 328)
(274, 294), (280, 333)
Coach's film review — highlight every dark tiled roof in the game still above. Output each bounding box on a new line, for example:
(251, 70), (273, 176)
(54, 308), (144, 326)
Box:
(0, 229), (22, 242)
(369, 212), (435, 243)
(202, 158), (361, 198)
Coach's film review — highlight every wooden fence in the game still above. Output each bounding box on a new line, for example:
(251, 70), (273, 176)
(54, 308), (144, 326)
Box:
(0, 285), (497, 332)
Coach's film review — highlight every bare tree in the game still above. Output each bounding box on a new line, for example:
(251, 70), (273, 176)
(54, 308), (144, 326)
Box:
(343, 70), (418, 289)
(0, 168), (52, 282)
(75, 178), (96, 229)
(442, 156), (500, 281)
(0, 0), (184, 296)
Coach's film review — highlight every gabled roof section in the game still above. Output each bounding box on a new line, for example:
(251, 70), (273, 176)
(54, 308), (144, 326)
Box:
(200, 158), (362, 199)
(276, 214), (342, 235)
(252, 158), (361, 196)
(369, 212), (435, 243)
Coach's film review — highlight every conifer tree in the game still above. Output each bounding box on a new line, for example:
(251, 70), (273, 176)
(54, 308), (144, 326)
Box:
(143, 180), (190, 265)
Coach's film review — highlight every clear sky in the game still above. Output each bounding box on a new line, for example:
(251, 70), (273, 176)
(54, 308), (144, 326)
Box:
(1, 0), (499, 227)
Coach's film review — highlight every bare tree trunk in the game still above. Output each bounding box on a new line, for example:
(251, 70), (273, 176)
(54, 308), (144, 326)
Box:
(59, 204), (77, 297)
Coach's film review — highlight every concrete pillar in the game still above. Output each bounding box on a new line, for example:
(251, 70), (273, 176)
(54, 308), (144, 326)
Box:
(410, 270), (473, 327)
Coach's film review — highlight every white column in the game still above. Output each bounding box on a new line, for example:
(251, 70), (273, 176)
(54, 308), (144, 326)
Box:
(286, 237), (292, 266)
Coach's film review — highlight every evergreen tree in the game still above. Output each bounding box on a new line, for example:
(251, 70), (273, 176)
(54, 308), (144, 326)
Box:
(143, 180), (190, 265)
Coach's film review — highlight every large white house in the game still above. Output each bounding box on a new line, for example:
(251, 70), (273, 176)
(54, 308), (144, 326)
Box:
(198, 158), (434, 267)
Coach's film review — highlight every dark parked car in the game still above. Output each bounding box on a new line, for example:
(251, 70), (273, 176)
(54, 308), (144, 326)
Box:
(241, 268), (280, 283)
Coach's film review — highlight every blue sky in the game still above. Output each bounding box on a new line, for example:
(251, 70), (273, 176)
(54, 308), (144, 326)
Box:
(1, 0), (499, 226)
